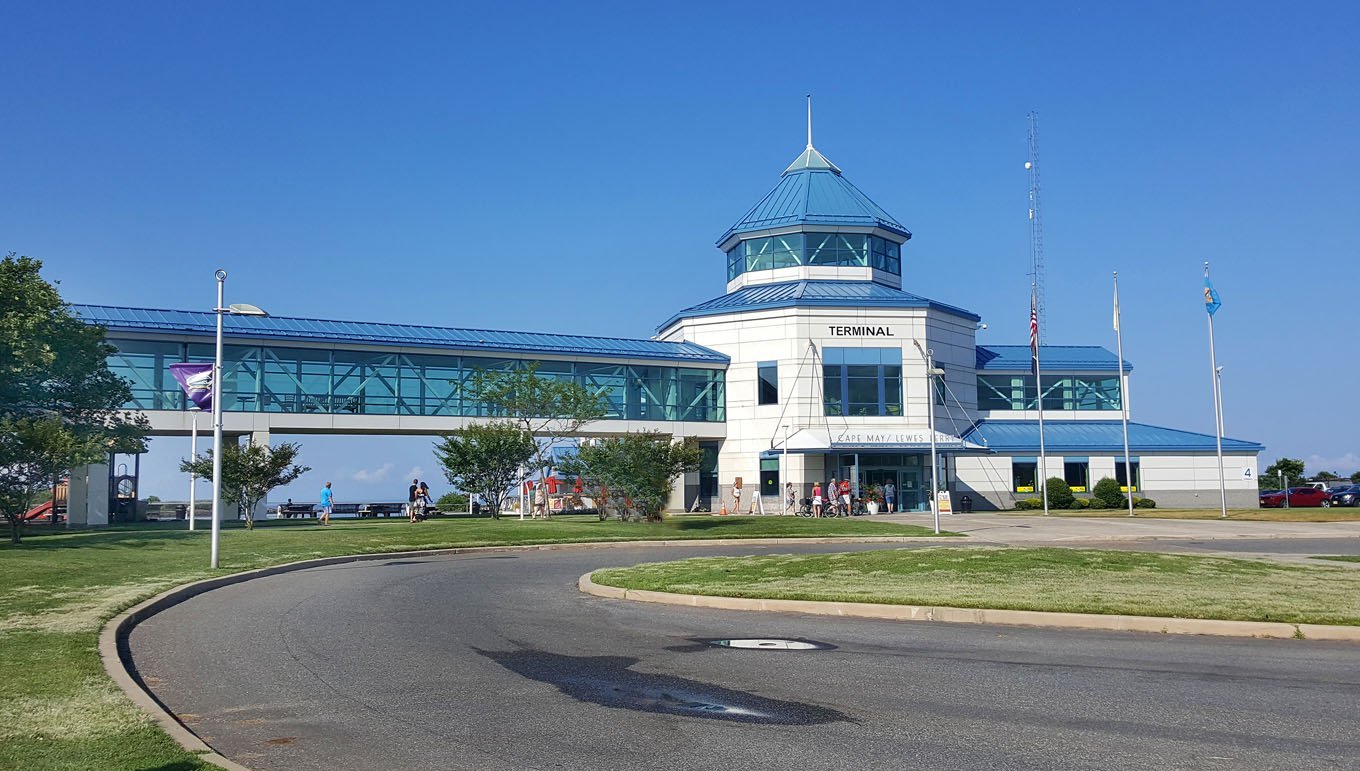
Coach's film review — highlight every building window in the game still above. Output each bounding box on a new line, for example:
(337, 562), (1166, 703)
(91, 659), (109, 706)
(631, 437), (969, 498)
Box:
(934, 372), (947, 405)
(760, 457), (780, 499)
(1115, 457), (1141, 493)
(757, 361), (778, 405)
(1013, 458), (1037, 494)
(111, 339), (726, 422)
(823, 348), (902, 417)
(1063, 459), (1089, 493)
(976, 374), (1121, 411)
(727, 233), (904, 280)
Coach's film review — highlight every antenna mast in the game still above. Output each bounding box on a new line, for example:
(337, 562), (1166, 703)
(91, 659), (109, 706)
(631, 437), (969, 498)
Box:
(1026, 111), (1046, 343)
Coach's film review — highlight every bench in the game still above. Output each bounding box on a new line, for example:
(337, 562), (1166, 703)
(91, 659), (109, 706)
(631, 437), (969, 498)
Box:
(276, 503), (318, 519)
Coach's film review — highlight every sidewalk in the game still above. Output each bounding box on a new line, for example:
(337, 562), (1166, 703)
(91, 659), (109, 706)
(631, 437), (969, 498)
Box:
(874, 511), (1360, 544)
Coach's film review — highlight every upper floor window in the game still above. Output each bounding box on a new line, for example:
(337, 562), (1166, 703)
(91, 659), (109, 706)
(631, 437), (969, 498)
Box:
(976, 374), (1121, 411)
(727, 232), (902, 281)
(757, 361), (778, 405)
(823, 347), (902, 417)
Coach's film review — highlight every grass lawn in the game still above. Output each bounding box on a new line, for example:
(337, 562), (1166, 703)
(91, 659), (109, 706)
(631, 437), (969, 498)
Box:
(998, 507), (1360, 522)
(1314, 556), (1360, 563)
(592, 546), (1360, 627)
(0, 514), (942, 770)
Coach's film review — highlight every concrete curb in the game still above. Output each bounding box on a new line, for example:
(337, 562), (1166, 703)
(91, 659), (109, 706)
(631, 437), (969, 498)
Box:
(98, 535), (939, 771)
(577, 573), (1360, 642)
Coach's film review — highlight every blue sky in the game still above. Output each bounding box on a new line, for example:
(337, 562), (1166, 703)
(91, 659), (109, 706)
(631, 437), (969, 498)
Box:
(4, 1), (1357, 501)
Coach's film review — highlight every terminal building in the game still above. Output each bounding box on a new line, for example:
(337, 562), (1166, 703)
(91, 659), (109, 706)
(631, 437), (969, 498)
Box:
(69, 134), (1261, 523)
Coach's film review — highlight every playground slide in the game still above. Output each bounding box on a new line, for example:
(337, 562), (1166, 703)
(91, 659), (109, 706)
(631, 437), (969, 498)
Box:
(22, 501), (53, 521)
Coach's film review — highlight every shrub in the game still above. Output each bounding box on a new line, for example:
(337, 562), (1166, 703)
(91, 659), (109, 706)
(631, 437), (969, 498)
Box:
(1086, 496), (1108, 510)
(1045, 477), (1075, 509)
(1015, 497), (1043, 510)
(1091, 477), (1127, 509)
(1134, 497), (1157, 509)
(437, 491), (469, 510)
(1069, 497), (1089, 509)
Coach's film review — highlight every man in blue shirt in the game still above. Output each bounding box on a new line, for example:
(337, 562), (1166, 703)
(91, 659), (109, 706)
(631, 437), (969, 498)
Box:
(319, 482), (334, 525)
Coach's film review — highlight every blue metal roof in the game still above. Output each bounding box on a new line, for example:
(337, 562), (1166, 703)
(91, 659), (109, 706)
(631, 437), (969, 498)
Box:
(716, 147), (911, 245)
(73, 304), (730, 365)
(977, 345), (1131, 372)
(964, 420), (1263, 453)
(658, 280), (981, 331)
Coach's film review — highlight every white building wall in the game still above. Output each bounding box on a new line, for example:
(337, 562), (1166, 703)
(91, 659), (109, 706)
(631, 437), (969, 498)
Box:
(954, 451), (1261, 510)
(660, 303), (981, 506)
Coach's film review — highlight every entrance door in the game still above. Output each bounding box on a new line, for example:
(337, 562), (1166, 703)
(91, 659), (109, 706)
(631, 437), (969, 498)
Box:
(861, 469), (898, 512)
(898, 468), (924, 511)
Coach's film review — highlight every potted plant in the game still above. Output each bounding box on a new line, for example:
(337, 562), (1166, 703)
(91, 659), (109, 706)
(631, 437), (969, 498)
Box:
(865, 484), (884, 515)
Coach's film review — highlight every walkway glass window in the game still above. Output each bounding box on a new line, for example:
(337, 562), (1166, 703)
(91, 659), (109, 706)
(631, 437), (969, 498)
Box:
(107, 338), (725, 423)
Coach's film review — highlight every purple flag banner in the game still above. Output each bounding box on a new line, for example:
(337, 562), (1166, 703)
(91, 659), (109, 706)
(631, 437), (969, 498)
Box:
(169, 363), (214, 411)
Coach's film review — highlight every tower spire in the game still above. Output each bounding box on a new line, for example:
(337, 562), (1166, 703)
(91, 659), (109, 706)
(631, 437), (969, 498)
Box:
(806, 93), (813, 148)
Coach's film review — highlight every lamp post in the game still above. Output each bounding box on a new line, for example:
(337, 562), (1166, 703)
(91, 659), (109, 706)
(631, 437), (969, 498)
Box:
(782, 423), (790, 515)
(210, 270), (268, 569)
(926, 350), (945, 536)
(188, 406), (202, 531)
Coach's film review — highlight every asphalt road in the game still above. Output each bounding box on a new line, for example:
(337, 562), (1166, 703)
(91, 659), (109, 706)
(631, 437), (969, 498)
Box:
(128, 542), (1360, 771)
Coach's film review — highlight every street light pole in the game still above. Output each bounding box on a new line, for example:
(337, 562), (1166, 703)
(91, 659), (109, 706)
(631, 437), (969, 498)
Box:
(782, 423), (790, 515)
(926, 348), (942, 536)
(210, 271), (226, 568)
(209, 270), (268, 569)
(188, 406), (201, 531)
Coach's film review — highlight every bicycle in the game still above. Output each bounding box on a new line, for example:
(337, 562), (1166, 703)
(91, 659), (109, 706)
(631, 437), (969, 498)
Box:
(795, 498), (814, 517)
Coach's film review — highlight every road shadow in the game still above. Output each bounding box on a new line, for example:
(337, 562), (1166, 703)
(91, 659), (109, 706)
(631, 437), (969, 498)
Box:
(475, 646), (852, 725)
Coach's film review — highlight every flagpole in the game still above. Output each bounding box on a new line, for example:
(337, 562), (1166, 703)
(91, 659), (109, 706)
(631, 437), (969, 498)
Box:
(1032, 283), (1049, 515)
(1113, 272), (1135, 517)
(1205, 262), (1228, 519)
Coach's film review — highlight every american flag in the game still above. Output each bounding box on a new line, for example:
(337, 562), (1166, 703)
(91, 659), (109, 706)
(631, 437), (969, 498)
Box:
(1029, 292), (1039, 375)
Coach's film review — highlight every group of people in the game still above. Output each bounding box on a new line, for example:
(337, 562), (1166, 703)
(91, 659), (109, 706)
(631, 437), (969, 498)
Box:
(407, 478), (433, 522)
(797, 478), (896, 516)
(807, 477), (854, 517)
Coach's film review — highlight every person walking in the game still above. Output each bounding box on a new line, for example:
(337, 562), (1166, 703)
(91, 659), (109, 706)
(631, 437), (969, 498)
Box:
(416, 481), (431, 521)
(407, 478), (422, 523)
(319, 482), (334, 525)
(828, 477), (838, 516)
(839, 477), (852, 516)
(784, 482), (795, 515)
(533, 482), (547, 519)
(731, 479), (742, 515)
(811, 481), (824, 517)
(884, 481), (896, 513)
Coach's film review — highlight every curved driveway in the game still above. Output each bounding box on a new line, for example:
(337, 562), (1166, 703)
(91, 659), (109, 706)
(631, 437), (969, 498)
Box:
(128, 542), (1360, 771)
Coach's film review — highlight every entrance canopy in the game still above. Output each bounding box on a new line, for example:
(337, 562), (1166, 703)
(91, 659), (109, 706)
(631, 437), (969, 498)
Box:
(769, 427), (990, 455)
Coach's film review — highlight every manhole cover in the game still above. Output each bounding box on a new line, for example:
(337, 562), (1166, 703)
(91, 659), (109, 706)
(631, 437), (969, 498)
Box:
(707, 638), (831, 650)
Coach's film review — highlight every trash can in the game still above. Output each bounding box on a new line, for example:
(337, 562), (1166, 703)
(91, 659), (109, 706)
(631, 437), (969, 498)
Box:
(959, 495), (973, 513)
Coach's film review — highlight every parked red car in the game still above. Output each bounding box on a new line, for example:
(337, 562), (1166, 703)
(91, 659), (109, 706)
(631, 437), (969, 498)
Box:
(1259, 487), (1330, 508)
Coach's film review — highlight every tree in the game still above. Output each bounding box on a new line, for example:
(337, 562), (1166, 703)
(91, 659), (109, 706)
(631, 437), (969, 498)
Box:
(181, 442), (310, 529)
(562, 432), (700, 523)
(1315, 471), (1339, 481)
(1044, 477), (1075, 509)
(1261, 458), (1306, 489)
(468, 362), (607, 480)
(0, 254), (148, 544)
(1091, 476), (1126, 509)
(1352, 471), (1360, 485)
(433, 422), (536, 519)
